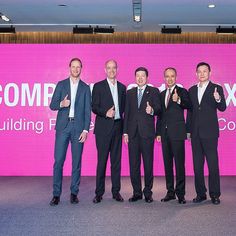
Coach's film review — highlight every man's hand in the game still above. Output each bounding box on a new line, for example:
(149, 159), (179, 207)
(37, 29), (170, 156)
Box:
(123, 134), (129, 144)
(61, 94), (70, 108)
(156, 136), (161, 142)
(187, 133), (191, 140)
(172, 89), (179, 102)
(106, 105), (115, 118)
(213, 87), (221, 102)
(79, 131), (88, 143)
(146, 102), (153, 115)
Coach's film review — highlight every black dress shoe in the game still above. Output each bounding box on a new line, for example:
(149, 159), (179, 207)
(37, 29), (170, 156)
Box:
(113, 193), (124, 202)
(178, 197), (186, 204)
(211, 197), (220, 205)
(50, 196), (60, 206)
(145, 196), (153, 203)
(128, 195), (142, 202)
(93, 195), (103, 203)
(161, 194), (176, 202)
(70, 194), (79, 204)
(193, 195), (207, 203)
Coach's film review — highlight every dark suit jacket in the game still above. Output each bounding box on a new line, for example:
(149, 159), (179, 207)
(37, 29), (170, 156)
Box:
(50, 78), (91, 134)
(123, 85), (161, 139)
(92, 79), (126, 136)
(156, 85), (191, 140)
(186, 81), (226, 139)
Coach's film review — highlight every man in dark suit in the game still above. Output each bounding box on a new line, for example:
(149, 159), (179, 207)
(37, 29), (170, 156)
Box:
(92, 60), (126, 203)
(187, 62), (226, 205)
(156, 67), (191, 204)
(49, 58), (91, 206)
(124, 67), (161, 203)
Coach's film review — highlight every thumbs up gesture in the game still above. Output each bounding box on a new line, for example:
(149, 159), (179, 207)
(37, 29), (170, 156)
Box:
(213, 87), (221, 102)
(106, 105), (115, 118)
(172, 88), (179, 102)
(61, 94), (70, 107)
(146, 101), (153, 115)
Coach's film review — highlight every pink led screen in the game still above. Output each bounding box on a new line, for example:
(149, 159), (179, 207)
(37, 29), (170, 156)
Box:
(0, 44), (235, 176)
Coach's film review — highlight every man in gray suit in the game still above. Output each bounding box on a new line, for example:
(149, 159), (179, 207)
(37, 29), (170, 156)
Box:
(49, 58), (91, 206)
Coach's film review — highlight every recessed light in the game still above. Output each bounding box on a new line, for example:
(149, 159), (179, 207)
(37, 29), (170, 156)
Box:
(208, 4), (216, 8)
(0, 13), (10, 22)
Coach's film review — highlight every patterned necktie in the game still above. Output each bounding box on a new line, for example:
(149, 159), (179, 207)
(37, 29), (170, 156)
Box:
(138, 88), (143, 108)
(166, 88), (171, 108)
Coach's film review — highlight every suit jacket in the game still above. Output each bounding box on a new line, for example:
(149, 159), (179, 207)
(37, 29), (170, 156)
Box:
(186, 81), (226, 139)
(156, 85), (191, 140)
(92, 79), (126, 136)
(124, 85), (161, 139)
(50, 78), (91, 134)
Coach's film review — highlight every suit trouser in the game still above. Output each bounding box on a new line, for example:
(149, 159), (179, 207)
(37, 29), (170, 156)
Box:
(53, 121), (84, 197)
(191, 136), (220, 198)
(161, 132), (185, 198)
(128, 131), (154, 198)
(95, 120), (122, 196)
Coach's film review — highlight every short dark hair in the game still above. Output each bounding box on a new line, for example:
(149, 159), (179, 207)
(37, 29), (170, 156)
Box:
(164, 67), (177, 76)
(135, 67), (148, 77)
(196, 62), (211, 72)
(69, 58), (82, 68)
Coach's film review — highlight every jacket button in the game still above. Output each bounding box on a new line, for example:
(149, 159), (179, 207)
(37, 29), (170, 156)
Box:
(198, 106), (201, 110)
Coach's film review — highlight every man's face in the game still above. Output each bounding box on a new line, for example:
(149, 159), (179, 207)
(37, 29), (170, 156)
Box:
(196, 65), (210, 83)
(70, 60), (82, 78)
(105, 61), (117, 79)
(135, 70), (148, 87)
(164, 69), (176, 88)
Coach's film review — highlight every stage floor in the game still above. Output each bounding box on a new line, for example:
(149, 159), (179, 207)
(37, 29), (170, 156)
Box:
(0, 176), (235, 236)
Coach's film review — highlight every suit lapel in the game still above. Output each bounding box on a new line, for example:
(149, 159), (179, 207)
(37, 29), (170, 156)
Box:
(104, 79), (114, 104)
(140, 85), (150, 108)
(117, 82), (122, 114)
(193, 85), (199, 106)
(166, 85), (177, 109)
(75, 80), (83, 105)
(64, 78), (71, 100)
(200, 81), (212, 105)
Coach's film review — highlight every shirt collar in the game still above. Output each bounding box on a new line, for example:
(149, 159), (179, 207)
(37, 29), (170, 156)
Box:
(197, 80), (209, 88)
(137, 84), (147, 91)
(166, 84), (176, 93)
(70, 77), (80, 85)
(107, 78), (117, 86)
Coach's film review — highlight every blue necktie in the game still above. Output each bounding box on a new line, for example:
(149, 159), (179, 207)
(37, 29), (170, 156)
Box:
(138, 88), (143, 108)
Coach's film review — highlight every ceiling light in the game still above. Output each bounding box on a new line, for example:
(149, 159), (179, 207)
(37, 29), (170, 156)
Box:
(133, 0), (142, 22)
(216, 26), (236, 34)
(0, 12), (10, 22)
(208, 4), (216, 8)
(0, 26), (15, 34)
(161, 26), (182, 34)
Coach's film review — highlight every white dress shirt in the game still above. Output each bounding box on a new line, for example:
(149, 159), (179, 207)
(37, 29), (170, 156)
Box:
(197, 81), (209, 104)
(107, 78), (120, 120)
(69, 78), (79, 118)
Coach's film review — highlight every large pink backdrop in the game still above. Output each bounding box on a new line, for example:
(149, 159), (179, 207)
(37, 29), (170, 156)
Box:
(0, 44), (235, 176)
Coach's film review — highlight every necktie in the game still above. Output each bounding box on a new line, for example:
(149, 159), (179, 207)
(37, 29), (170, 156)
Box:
(138, 88), (143, 108)
(166, 88), (171, 108)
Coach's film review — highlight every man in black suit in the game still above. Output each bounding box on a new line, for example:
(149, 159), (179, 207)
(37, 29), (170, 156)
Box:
(92, 60), (126, 203)
(49, 58), (91, 206)
(124, 67), (161, 203)
(156, 68), (191, 204)
(187, 62), (226, 205)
